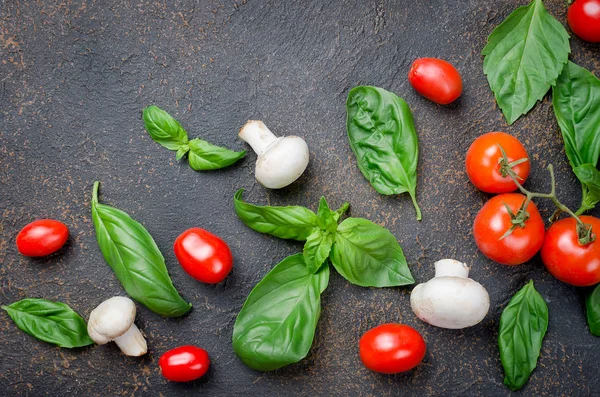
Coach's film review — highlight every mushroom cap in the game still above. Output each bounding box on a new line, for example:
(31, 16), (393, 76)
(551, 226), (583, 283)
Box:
(255, 136), (309, 189)
(88, 296), (137, 344)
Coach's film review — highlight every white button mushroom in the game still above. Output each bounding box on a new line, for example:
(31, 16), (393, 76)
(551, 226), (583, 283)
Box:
(238, 120), (309, 189)
(87, 296), (147, 356)
(410, 259), (490, 329)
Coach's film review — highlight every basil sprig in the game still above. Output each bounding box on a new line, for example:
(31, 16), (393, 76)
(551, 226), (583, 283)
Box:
(91, 181), (192, 317)
(482, 0), (570, 125)
(499, 281), (548, 391)
(2, 299), (94, 348)
(586, 284), (600, 337)
(346, 86), (421, 220)
(142, 105), (245, 170)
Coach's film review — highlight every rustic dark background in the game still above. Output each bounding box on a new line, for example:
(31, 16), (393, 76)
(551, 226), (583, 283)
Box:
(1, 0), (599, 396)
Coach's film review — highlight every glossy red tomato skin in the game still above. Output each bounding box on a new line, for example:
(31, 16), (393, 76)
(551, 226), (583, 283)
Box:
(359, 324), (426, 374)
(174, 228), (233, 284)
(568, 0), (600, 43)
(159, 346), (210, 382)
(16, 219), (69, 257)
(541, 216), (600, 287)
(473, 194), (545, 266)
(465, 132), (530, 194)
(408, 58), (463, 105)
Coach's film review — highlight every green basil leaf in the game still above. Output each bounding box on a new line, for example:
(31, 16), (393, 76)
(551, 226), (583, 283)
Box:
(233, 189), (317, 241)
(316, 197), (338, 233)
(346, 86), (421, 220)
(91, 182), (192, 317)
(333, 202), (350, 223)
(573, 164), (600, 211)
(2, 299), (94, 348)
(142, 105), (189, 151)
(329, 217), (414, 287)
(303, 229), (335, 274)
(482, 0), (570, 125)
(586, 284), (600, 337)
(499, 280), (548, 391)
(187, 138), (246, 171)
(233, 254), (329, 371)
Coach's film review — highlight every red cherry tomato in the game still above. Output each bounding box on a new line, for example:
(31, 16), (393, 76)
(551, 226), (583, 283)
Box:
(408, 58), (463, 105)
(473, 193), (545, 266)
(465, 132), (530, 194)
(16, 219), (69, 257)
(541, 216), (600, 287)
(174, 228), (233, 284)
(568, 0), (600, 43)
(159, 345), (210, 382)
(359, 324), (426, 374)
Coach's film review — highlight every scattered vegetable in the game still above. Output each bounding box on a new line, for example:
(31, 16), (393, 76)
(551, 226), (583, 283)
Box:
(567, 0), (600, 43)
(586, 284), (600, 336)
(159, 345), (210, 382)
(91, 181), (192, 317)
(482, 0), (570, 124)
(238, 120), (309, 189)
(408, 57), (462, 105)
(16, 219), (69, 257)
(142, 105), (246, 170)
(346, 86), (422, 220)
(499, 281), (548, 391)
(410, 259), (490, 329)
(2, 298), (94, 348)
(359, 324), (426, 374)
(174, 228), (233, 284)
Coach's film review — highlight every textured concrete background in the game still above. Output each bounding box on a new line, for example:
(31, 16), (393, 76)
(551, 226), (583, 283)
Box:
(1, 0), (599, 396)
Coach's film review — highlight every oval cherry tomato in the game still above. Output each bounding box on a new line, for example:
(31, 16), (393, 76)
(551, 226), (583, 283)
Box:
(359, 324), (426, 374)
(541, 216), (600, 287)
(465, 132), (530, 194)
(174, 228), (233, 284)
(159, 345), (210, 382)
(568, 0), (600, 43)
(473, 193), (545, 266)
(16, 219), (69, 257)
(408, 58), (463, 105)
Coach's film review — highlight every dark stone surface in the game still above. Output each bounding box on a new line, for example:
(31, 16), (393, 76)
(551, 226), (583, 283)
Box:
(1, 0), (599, 395)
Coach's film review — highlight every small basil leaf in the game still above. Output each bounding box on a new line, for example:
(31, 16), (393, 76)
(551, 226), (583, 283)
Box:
(333, 202), (350, 223)
(482, 0), (570, 125)
(573, 164), (600, 211)
(586, 284), (600, 337)
(91, 182), (192, 317)
(175, 144), (190, 161)
(188, 138), (246, 171)
(2, 299), (94, 348)
(233, 189), (317, 241)
(142, 105), (189, 151)
(346, 86), (421, 220)
(499, 280), (548, 391)
(233, 254), (329, 371)
(303, 229), (335, 274)
(316, 197), (337, 233)
(329, 217), (414, 287)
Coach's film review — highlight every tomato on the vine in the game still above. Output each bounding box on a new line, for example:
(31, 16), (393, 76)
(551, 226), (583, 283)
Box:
(408, 58), (463, 105)
(465, 132), (530, 194)
(568, 0), (600, 43)
(159, 345), (210, 382)
(174, 228), (233, 284)
(16, 219), (69, 257)
(473, 193), (545, 266)
(541, 216), (600, 287)
(359, 324), (426, 374)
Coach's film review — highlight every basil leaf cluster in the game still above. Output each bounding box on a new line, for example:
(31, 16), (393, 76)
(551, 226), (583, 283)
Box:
(91, 181), (192, 317)
(2, 299), (94, 348)
(142, 105), (245, 170)
(232, 189), (413, 371)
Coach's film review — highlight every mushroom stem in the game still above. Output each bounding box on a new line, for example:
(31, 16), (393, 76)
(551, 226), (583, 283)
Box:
(239, 120), (278, 156)
(434, 259), (470, 278)
(113, 323), (147, 357)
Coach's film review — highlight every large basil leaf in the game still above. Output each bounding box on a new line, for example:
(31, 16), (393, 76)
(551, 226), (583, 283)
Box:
(573, 164), (600, 212)
(586, 284), (600, 337)
(143, 105), (189, 151)
(329, 217), (414, 287)
(187, 138), (246, 171)
(2, 299), (94, 348)
(233, 254), (329, 371)
(482, 0), (570, 125)
(91, 182), (192, 317)
(499, 280), (548, 391)
(234, 189), (317, 241)
(346, 86), (421, 220)
(303, 229), (334, 274)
